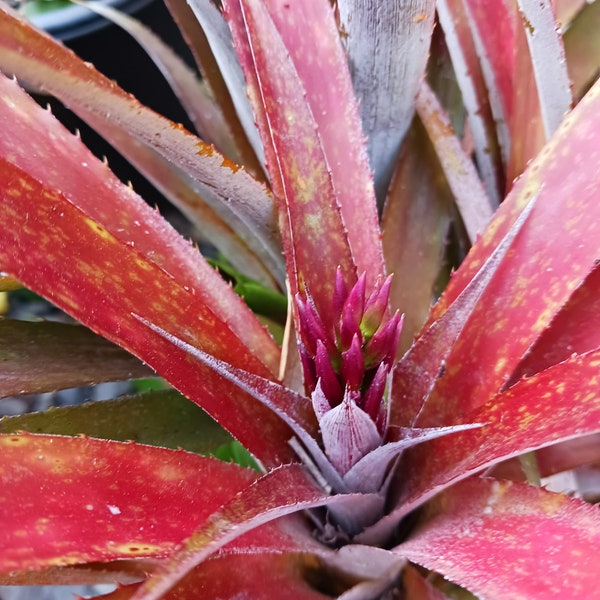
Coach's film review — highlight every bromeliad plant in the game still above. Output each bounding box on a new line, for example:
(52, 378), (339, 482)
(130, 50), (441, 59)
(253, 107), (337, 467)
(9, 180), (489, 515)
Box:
(0, 0), (599, 597)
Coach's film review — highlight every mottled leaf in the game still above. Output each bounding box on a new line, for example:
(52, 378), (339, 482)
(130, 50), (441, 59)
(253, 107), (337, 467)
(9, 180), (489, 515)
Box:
(419, 79), (600, 424)
(0, 433), (256, 574)
(510, 263), (600, 383)
(0, 389), (232, 454)
(0, 68), (279, 371)
(224, 0), (384, 329)
(395, 477), (600, 600)
(0, 319), (150, 398)
(386, 350), (600, 531)
(337, 0), (436, 206)
(0, 6), (284, 289)
(0, 154), (295, 465)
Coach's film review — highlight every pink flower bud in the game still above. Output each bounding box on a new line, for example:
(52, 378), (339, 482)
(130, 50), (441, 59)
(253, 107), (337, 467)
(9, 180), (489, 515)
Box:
(339, 273), (366, 350)
(315, 339), (343, 405)
(319, 388), (382, 475)
(361, 275), (393, 338)
(341, 333), (365, 391)
(361, 362), (389, 424)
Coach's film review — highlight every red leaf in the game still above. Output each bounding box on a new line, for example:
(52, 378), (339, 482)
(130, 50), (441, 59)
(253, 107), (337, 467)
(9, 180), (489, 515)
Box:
(128, 464), (337, 600)
(224, 0), (384, 328)
(418, 79), (600, 424)
(97, 552), (333, 600)
(0, 433), (255, 575)
(0, 156), (295, 464)
(395, 350), (600, 523)
(510, 263), (600, 383)
(0, 70), (278, 373)
(395, 477), (600, 600)
(0, 7), (284, 289)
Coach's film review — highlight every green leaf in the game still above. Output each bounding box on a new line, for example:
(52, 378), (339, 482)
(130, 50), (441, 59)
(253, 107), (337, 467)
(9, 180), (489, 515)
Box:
(0, 389), (232, 454)
(0, 319), (151, 398)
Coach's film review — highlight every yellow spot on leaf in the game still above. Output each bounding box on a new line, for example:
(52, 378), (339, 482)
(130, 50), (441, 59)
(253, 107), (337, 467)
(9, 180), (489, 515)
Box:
(1, 436), (28, 446)
(83, 217), (113, 242)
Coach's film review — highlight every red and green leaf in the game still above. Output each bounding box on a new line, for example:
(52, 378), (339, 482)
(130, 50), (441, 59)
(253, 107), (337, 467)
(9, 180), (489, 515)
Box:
(0, 390), (233, 455)
(0, 319), (150, 398)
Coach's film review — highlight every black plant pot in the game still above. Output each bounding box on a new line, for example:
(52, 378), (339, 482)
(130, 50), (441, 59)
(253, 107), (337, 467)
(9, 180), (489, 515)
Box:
(33, 0), (196, 221)
(25, 0), (153, 40)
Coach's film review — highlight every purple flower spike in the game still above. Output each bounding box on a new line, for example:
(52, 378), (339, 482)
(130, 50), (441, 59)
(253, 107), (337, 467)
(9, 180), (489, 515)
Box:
(296, 292), (335, 355)
(341, 333), (365, 391)
(298, 342), (317, 392)
(298, 271), (401, 445)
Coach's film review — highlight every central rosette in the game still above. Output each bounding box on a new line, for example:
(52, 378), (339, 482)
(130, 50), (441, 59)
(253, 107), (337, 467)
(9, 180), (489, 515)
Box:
(296, 270), (402, 475)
